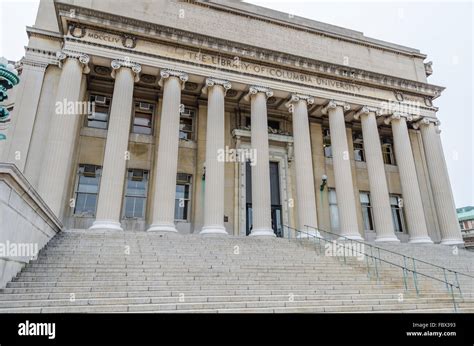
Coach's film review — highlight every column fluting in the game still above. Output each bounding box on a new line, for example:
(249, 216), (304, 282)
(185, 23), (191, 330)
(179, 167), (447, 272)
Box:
(286, 94), (319, 238)
(416, 119), (463, 245)
(355, 107), (399, 242)
(147, 70), (188, 232)
(322, 100), (362, 240)
(247, 86), (275, 237)
(89, 60), (141, 231)
(387, 113), (432, 243)
(37, 51), (90, 218)
(200, 78), (231, 235)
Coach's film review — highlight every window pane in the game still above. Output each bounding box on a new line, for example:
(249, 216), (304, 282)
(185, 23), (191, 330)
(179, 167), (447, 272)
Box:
(124, 197), (135, 218)
(359, 192), (370, 204)
(133, 197), (145, 218)
(328, 189), (337, 204)
(330, 205), (339, 231)
(77, 175), (99, 194)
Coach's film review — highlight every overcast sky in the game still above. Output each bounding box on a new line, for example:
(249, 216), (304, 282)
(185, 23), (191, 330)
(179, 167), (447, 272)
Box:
(0, 0), (473, 208)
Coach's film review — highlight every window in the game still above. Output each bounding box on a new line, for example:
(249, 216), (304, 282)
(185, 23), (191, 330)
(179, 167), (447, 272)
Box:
(328, 188), (339, 232)
(382, 139), (396, 165)
(123, 169), (149, 219)
(360, 192), (374, 231)
(175, 173), (192, 221)
(353, 132), (365, 162)
(133, 101), (154, 135)
(88, 95), (111, 129)
(390, 195), (406, 233)
(73, 164), (101, 216)
(179, 107), (196, 140)
(323, 129), (332, 158)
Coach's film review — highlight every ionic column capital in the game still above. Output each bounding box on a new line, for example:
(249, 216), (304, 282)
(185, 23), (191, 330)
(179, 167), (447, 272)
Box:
(353, 106), (380, 120)
(321, 100), (350, 115)
(245, 85), (273, 101)
(56, 50), (90, 74)
(383, 112), (415, 125)
(111, 59), (142, 82)
(412, 117), (441, 130)
(159, 69), (188, 89)
(285, 93), (314, 110)
(202, 77), (232, 95)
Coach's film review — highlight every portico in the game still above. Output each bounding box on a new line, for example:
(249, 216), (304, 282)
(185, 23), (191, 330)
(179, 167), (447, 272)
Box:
(0, 0), (464, 246)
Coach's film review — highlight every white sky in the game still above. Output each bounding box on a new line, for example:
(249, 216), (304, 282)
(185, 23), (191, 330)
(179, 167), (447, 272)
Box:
(0, 0), (473, 207)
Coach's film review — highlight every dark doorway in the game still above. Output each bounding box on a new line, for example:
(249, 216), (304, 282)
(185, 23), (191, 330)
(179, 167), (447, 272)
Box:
(245, 161), (283, 237)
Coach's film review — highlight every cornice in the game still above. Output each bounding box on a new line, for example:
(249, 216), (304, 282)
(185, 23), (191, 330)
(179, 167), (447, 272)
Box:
(26, 26), (63, 41)
(188, 0), (426, 58)
(54, 3), (444, 100)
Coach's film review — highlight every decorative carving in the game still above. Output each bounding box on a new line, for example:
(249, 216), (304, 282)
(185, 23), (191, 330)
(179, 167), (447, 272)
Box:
(424, 61), (433, 77)
(140, 74), (157, 84)
(394, 91), (404, 102)
(184, 82), (199, 91)
(226, 89), (238, 98)
(244, 85), (273, 102)
(122, 35), (137, 49)
(424, 97), (433, 107)
(158, 69), (188, 89)
(94, 65), (111, 76)
(202, 78), (232, 95)
(412, 117), (441, 130)
(110, 59), (141, 82)
(69, 24), (86, 38)
(321, 100), (350, 115)
(56, 50), (90, 74)
(285, 93), (314, 110)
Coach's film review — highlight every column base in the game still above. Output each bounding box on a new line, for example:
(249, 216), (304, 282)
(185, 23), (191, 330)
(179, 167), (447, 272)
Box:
(249, 228), (276, 237)
(408, 236), (433, 244)
(296, 230), (321, 239)
(200, 225), (228, 236)
(147, 222), (178, 233)
(440, 238), (464, 246)
(89, 220), (123, 231)
(375, 235), (400, 243)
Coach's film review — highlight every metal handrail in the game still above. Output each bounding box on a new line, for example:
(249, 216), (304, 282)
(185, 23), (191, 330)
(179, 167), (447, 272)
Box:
(283, 224), (471, 312)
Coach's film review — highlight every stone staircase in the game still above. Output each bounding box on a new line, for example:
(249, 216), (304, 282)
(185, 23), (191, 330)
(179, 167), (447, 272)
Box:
(0, 230), (472, 313)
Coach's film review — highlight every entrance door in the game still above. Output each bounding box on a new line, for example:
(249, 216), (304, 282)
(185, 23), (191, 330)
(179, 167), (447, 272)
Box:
(245, 161), (283, 237)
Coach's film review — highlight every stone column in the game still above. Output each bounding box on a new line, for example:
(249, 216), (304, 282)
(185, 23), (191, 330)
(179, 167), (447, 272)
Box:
(415, 118), (463, 245)
(322, 100), (362, 240)
(89, 60), (141, 231)
(385, 113), (432, 243)
(2, 62), (46, 172)
(286, 94), (319, 237)
(246, 86), (275, 237)
(37, 51), (90, 218)
(200, 78), (232, 235)
(147, 70), (188, 232)
(354, 107), (399, 242)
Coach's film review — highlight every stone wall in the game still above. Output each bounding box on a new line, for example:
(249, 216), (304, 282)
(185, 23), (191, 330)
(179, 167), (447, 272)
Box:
(0, 163), (62, 288)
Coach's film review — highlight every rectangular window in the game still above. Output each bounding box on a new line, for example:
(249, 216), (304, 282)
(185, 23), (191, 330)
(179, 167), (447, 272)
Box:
(175, 173), (192, 221)
(360, 192), (374, 230)
(133, 101), (154, 135)
(353, 132), (365, 162)
(123, 169), (149, 219)
(390, 195), (405, 232)
(328, 188), (339, 232)
(382, 139), (396, 165)
(74, 164), (101, 216)
(179, 107), (196, 140)
(323, 128), (332, 158)
(88, 95), (111, 129)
